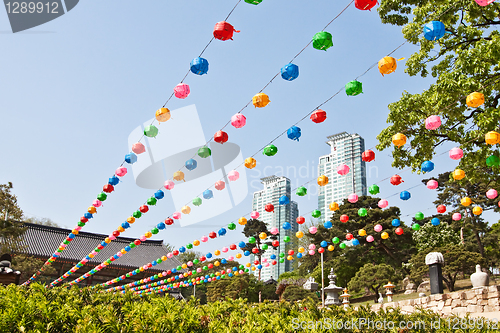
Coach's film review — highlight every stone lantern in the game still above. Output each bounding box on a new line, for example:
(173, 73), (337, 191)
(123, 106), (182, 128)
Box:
(425, 252), (444, 294)
(340, 288), (351, 309)
(383, 281), (395, 302)
(323, 268), (343, 306)
(0, 254), (21, 285)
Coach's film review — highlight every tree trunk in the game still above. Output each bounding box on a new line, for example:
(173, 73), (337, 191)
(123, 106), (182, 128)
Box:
(473, 228), (485, 257)
(371, 286), (379, 303)
(377, 241), (410, 275)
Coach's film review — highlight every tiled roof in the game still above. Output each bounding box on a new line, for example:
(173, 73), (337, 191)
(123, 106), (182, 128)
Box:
(19, 222), (181, 272)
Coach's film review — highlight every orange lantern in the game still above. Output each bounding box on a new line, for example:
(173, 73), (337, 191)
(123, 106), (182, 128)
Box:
(155, 108), (171, 123)
(466, 92), (484, 108)
(181, 206), (191, 214)
(485, 131), (500, 145)
(473, 206), (483, 215)
(238, 217), (247, 225)
(461, 197), (472, 206)
(378, 56), (397, 76)
(392, 133), (407, 147)
(252, 93), (270, 108)
(173, 171), (185, 182)
(329, 202), (339, 211)
(317, 175), (329, 186)
(244, 157), (257, 169)
(452, 169), (465, 180)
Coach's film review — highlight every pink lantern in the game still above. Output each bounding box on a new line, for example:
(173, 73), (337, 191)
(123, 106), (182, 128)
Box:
(449, 147), (463, 160)
(115, 167), (128, 177)
(109, 235), (116, 241)
(475, 0), (495, 6)
(308, 244), (316, 250)
(117, 252), (122, 257)
(197, 268), (202, 273)
(239, 270), (245, 274)
(132, 142), (146, 154)
(425, 115), (442, 130)
(231, 114), (247, 128)
(270, 227), (279, 235)
(167, 253), (173, 259)
(262, 258), (267, 262)
(486, 189), (498, 199)
(309, 250), (315, 256)
(172, 212), (181, 219)
(140, 235), (147, 242)
(207, 278), (212, 282)
(91, 251), (97, 256)
(250, 211), (260, 219)
(229, 256), (235, 261)
(309, 226), (318, 234)
(228, 170), (239, 181)
(374, 224), (383, 232)
(201, 236), (208, 242)
(337, 164), (350, 176)
(215, 180), (226, 191)
(173, 83), (190, 99)
(164, 180), (175, 190)
(348, 193), (359, 203)
(378, 199), (388, 208)
(265, 263), (270, 267)
(75, 226), (82, 231)
(366, 235), (374, 242)
(93, 199), (102, 208)
(187, 261), (193, 267)
(426, 180), (439, 190)
(222, 247), (229, 253)
(452, 213), (462, 221)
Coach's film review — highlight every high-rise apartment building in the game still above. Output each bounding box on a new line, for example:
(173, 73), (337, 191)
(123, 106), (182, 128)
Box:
(318, 132), (367, 223)
(251, 176), (299, 281)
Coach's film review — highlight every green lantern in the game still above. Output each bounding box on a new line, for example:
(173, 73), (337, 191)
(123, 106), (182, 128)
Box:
(129, 242), (136, 248)
(239, 265), (245, 270)
(77, 222), (85, 227)
(63, 240), (69, 244)
(144, 125), (159, 138)
(193, 197), (202, 206)
(279, 258), (285, 263)
(186, 243), (193, 249)
(261, 244), (268, 250)
(312, 209), (321, 218)
(358, 208), (368, 217)
(368, 184), (380, 195)
(244, 0), (262, 4)
(193, 259), (199, 264)
(339, 243), (347, 249)
(203, 266), (208, 270)
(245, 268), (249, 273)
(228, 222), (236, 230)
(486, 155), (500, 167)
(97, 193), (107, 201)
(332, 237), (340, 244)
(345, 80), (363, 96)
(415, 212), (424, 220)
(151, 228), (159, 234)
(412, 223), (421, 231)
(210, 273), (215, 278)
(248, 236), (256, 244)
(133, 211), (142, 218)
(198, 146), (211, 158)
(176, 265), (182, 270)
(312, 31), (333, 51)
(296, 186), (308, 196)
(156, 259), (162, 264)
(284, 236), (290, 243)
(279, 252), (285, 258)
(263, 144), (278, 156)
(147, 197), (157, 206)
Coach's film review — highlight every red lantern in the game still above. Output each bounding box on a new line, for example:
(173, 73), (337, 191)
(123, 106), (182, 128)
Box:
(395, 227), (404, 235)
(288, 250), (295, 255)
(139, 205), (149, 213)
(80, 217), (88, 223)
(296, 216), (305, 224)
(252, 248), (259, 254)
(173, 250), (179, 256)
(361, 150), (375, 162)
(200, 256), (206, 262)
(265, 204), (274, 212)
(134, 240), (141, 246)
(209, 231), (217, 239)
(112, 230), (120, 237)
(272, 260), (277, 265)
(390, 175), (403, 186)
(208, 263), (213, 269)
(165, 218), (174, 225)
(437, 205), (446, 214)
(340, 215), (349, 223)
(272, 240), (279, 247)
(254, 260), (260, 265)
(213, 21), (239, 41)
(355, 0), (377, 11)
(346, 233), (354, 240)
(97, 244), (104, 249)
(310, 109), (327, 123)
(230, 244), (237, 250)
(318, 247), (325, 253)
(103, 184), (114, 193)
(214, 130), (228, 144)
(147, 263), (152, 268)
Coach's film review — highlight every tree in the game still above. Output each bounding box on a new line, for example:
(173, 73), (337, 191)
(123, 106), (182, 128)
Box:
(376, 1), (500, 184)
(11, 254), (56, 284)
(178, 250), (203, 264)
(23, 217), (60, 227)
(409, 245), (484, 292)
(281, 286), (318, 303)
(242, 219), (277, 281)
(413, 220), (461, 251)
(348, 263), (401, 303)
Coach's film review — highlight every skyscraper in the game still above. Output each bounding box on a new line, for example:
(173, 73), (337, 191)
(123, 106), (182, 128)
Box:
(318, 132), (367, 223)
(251, 176), (299, 281)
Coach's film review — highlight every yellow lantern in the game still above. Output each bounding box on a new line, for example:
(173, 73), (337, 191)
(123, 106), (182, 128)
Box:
(215, 272), (220, 276)
(139, 267), (144, 272)
(214, 261), (220, 267)
(259, 232), (267, 240)
(296, 231), (304, 238)
(245, 262), (251, 267)
(88, 206), (97, 214)
(392, 133), (407, 148)
(117, 226), (125, 232)
(121, 249), (127, 254)
(453, 169), (465, 180)
(378, 56), (398, 76)
(317, 175), (329, 186)
(238, 217), (247, 225)
(182, 263), (187, 269)
(328, 245), (334, 251)
(251, 266), (256, 271)
(358, 229), (366, 237)
(287, 255), (293, 261)
(244, 157), (257, 169)
(461, 197), (472, 206)
(485, 131), (500, 145)
(155, 107), (171, 123)
(183, 273), (188, 277)
(161, 256), (167, 261)
(298, 247), (305, 253)
(193, 240), (200, 246)
(252, 93), (270, 108)
(234, 271), (239, 276)
(181, 206), (191, 214)
(329, 202), (339, 211)
(173, 171), (185, 182)
(214, 249), (221, 256)
(466, 92), (484, 108)
(72, 229), (79, 235)
(473, 206), (483, 215)
(381, 231), (389, 239)
(145, 231), (152, 238)
(158, 273), (163, 278)
(88, 253), (94, 258)
(104, 238), (111, 244)
(236, 253), (242, 259)
(127, 217), (135, 224)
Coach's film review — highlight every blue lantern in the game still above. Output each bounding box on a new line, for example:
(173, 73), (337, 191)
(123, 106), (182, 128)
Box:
(421, 161), (434, 173)
(431, 217), (441, 226)
(238, 241), (246, 248)
(185, 159), (197, 171)
(203, 190), (213, 199)
(400, 191), (411, 200)
(270, 254), (276, 260)
(244, 251), (250, 256)
(323, 221), (333, 229)
(257, 264), (262, 270)
(423, 21), (446, 41)
(221, 258), (227, 264)
(352, 239), (360, 246)
(179, 246), (186, 253)
(206, 252), (213, 259)
(320, 240), (328, 247)
(190, 57), (209, 75)
(125, 153), (137, 164)
(121, 222), (130, 229)
(392, 219), (400, 227)
(84, 212), (93, 219)
(282, 222), (291, 230)
(279, 195), (290, 205)
(218, 228), (227, 236)
(154, 190), (165, 200)
(108, 176), (120, 186)
(157, 222), (165, 230)
(287, 126), (301, 141)
(297, 253), (303, 259)
(281, 63), (299, 81)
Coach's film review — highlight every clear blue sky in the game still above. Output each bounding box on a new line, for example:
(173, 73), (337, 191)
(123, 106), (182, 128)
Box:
(0, 1), (488, 262)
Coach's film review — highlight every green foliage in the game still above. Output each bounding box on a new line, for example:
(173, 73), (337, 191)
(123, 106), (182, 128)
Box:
(376, 1), (500, 185)
(0, 183), (26, 254)
(412, 221), (461, 251)
(11, 254), (56, 285)
(348, 263), (401, 303)
(23, 217), (60, 227)
(277, 271), (299, 282)
(281, 285), (317, 303)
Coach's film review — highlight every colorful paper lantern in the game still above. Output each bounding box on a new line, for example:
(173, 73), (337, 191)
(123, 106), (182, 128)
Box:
(103, 184), (114, 193)
(231, 114), (246, 128)
(155, 108), (171, 123)
(345, 233), (354, 241)
(215, 180), (225, 191)
(281, 63), (299, 81)
(486, 189), (498, 199)
(390, 174), (403, 186)
(374, 224), (383, 232)
(228, 170), (239, 182)
(378, 199), (388, 208)
(238, 217), (247, 225)
(381, 231), (389, 239)
(173, 83), (190, 99)
(317, 175), (329, 186)
(244, 157), (256, 169)
(115, 167), (127, 177)
(250, 211), (259, 219)
(323, 221), (332, 229)
(473, 206), (483, 215)
(296, 216), (305, 224)
(310, 109), (327, 123)
(392, 133), (407, 147)
(366, 235), (374, 242)
(259, 232), (267, 240)
(165, 218), (174, 225)
(437, 205), (446, 214)
(279, 195), (290, 205)
(461, 197), (472, 206)
(466, 92), (484, 108)
(287, 126), (301, 141)
(486, 131), (500, 145)
(423, 21), (446, 41)
(125, 153), (137, 164)
(358, 208), (368, 217)
(362, 150), (375, 162)
(164, 180), (175, 190)
(214, 130), (228, 144)
(312, 210), (321, 218)
(449, 147), (463, 160)
(368, 184), (380, 195)
(185, 159), (197, 171)
(411, 223), (421, 231)
(263, 144), (278, 156)
(378, 56), (397, 75)
(358, 229), (367, 237)
(296, 231), (304, 238)
(173, 171), (185, 182)
(474, 0), (496, 6)
(213, 21), (239, 41)
(427, 179), (438, 189)
(265, 204), (274, 212)
(244, 0), (262, 4)
(452, 213), (462, 221)
(453, 169), (465, 180)
(400, 191), (411, 200)
(421, 161), (434, 173)
(190, 57), (209, 75)
(348, 193), (359, 203)
(198, 146), (211, 158)
(329, 202), (339, 211)
(192, 197), (202, 206)
(132, 142), (146, 154)
(252, 93), (270, 108)
(173, 212), (181, 219)
(312, 31), (333, 51)
(431, 218), (440, 226)
(309, 227), (318, 236)
(337, 164), (350, 176)
(270, 227), (279, 235)
(296, 186), (307, 196)
(425, 115), (441, 130)
(486, 155), (500, 167)
(345, 80), (363, 96)
(340, 215), (349, 223)
(282, 222), (291, 230)
(355, 0), (377, 10)
(392, 219), (400, 227)
(144, 125), (159, 138)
